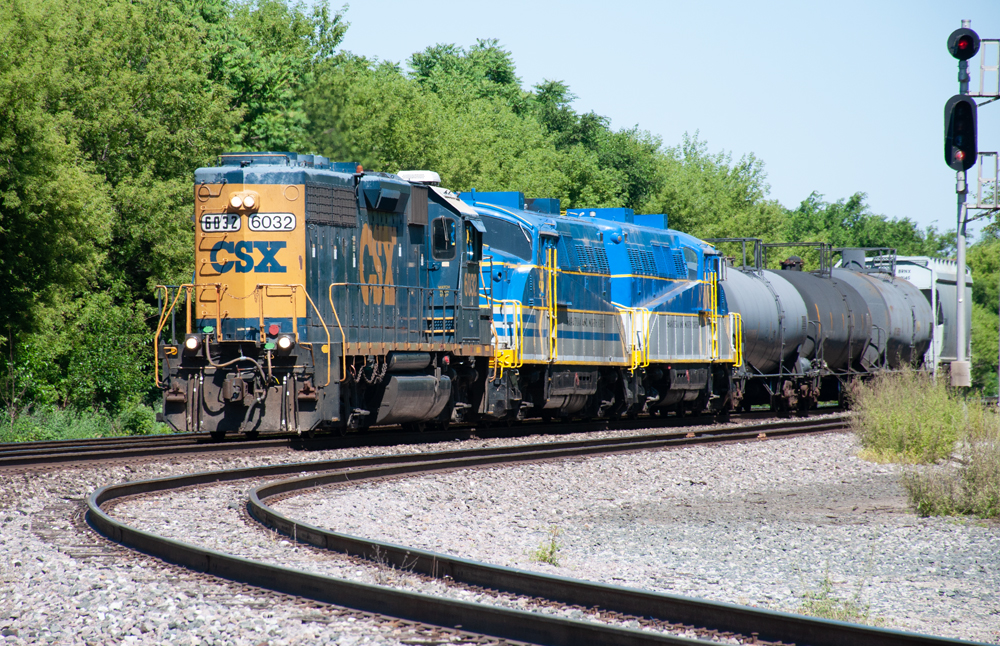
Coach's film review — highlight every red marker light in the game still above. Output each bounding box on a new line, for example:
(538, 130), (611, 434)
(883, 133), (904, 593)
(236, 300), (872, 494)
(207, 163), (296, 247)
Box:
(268, 324), (280, 336)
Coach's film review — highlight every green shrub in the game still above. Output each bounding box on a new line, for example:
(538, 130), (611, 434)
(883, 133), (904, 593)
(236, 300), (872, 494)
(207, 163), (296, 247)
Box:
(902, 406), (1000, 518)
(530, 526), (561, 566)
(0, 403), (168, 443)
(849, 369), (962, 463)
(851, 368), (1000, 518)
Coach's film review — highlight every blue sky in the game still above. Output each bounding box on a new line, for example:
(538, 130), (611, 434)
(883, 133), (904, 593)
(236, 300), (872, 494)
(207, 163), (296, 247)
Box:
(334, 1), (1000, 240)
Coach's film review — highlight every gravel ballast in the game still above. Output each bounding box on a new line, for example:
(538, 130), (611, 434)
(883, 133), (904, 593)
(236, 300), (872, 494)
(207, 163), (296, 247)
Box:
(1, 424), (998, 644)
(274, 432), (1000, 643)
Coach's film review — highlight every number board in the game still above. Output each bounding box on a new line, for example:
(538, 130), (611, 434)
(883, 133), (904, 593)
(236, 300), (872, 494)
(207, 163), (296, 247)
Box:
(201, 213), (241, 233)
(249, 213), (296, 232)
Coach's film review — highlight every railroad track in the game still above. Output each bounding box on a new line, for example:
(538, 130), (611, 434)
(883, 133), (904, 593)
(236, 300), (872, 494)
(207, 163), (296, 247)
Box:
(85, 415), (980, 646)
(0, 408), (839, 470)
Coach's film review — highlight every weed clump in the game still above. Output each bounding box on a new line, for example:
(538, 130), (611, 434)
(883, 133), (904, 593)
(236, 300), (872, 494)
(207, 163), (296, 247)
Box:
(850, 369), (962, 463)
(850, 369), (1000, 518)
(799, 573), (877, 625)
(530, 526), (561, 566)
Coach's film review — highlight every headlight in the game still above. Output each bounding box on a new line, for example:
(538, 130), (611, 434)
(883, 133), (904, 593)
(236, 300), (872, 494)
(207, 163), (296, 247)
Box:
(183, 334), (201, 353)
(242, 194), (255, 208)
(229, 195), (242, 209)
(276, 335), (295, 351)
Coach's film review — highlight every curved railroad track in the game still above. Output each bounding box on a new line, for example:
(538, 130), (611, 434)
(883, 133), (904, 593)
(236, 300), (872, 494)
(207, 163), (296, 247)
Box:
(85, 415), (983, 646)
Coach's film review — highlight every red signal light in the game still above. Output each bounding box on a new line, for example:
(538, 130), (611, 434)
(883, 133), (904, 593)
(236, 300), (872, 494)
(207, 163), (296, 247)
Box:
(947, 28), (980, 61)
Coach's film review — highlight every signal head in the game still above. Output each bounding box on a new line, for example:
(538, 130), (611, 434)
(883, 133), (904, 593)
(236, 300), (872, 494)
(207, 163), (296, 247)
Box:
(944, 94), (978, 171)
(947, 28), (980, 60)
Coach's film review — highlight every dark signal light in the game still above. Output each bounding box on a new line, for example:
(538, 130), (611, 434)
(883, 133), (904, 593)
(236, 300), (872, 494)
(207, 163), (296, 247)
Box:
(947, 28), (980, 60)
(944, 94), (978, 171)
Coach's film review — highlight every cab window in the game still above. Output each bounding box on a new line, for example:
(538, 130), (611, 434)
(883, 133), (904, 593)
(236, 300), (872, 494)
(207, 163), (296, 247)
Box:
(432, 217), (456, 260)
(683, 247), (699, 280)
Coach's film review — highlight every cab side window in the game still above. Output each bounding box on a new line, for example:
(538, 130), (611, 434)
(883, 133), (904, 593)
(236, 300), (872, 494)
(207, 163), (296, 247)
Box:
(432, 217), (456, 260)
(683, 247), (699, 280)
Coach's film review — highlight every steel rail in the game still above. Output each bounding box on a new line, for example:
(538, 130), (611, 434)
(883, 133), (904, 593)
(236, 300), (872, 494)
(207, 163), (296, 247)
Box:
(0, 409), (841, 469)
(245, 422), (984, 646)
(85, 416), (982, 646)
(90, 422), (843, 646)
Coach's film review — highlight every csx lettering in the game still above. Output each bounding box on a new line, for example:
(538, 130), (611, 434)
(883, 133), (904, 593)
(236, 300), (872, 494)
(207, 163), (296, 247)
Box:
(210, 241), (287, 273)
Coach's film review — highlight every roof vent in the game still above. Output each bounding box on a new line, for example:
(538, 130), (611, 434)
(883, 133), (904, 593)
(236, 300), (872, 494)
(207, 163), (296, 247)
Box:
(397, 170), (441, 185)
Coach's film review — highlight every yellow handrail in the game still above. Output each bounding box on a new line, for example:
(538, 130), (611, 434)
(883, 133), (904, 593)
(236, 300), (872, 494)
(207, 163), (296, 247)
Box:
(493, 299), (524, 380)
(153, 284), (194, 387)
(327, 284), (348, 383)
(546, 247), (558, 362)
(732, 312), (744, 367)
(614, 305), (650, 373)
(708, 271), (719, 359)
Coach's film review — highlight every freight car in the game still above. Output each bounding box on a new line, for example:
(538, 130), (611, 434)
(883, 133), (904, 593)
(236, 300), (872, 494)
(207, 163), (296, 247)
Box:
(713, 241), (936, 412)
(155, 153), (491, 436)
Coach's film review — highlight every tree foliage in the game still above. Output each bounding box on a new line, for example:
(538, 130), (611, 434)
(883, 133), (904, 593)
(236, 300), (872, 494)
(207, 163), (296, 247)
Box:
(1, 0), (995, 431)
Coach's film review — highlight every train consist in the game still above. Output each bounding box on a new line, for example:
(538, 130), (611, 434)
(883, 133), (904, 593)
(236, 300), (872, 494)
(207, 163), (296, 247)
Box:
(154, 152), (970, 436)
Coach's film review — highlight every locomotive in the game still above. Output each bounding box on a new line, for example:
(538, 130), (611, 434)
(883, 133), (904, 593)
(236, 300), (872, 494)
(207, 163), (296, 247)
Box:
(155, 152), (491, 436)
(457, 190), (741, 421)
(154, 151), (965, 436)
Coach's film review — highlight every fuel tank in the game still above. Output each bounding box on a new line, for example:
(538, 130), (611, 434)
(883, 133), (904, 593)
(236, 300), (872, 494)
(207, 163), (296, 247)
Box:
(719, 268), (807, 375)
(374, 375), (452, 425)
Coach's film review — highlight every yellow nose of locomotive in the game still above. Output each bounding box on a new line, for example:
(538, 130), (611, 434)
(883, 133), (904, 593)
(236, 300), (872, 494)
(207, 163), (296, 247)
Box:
(195, 182), (305, 342)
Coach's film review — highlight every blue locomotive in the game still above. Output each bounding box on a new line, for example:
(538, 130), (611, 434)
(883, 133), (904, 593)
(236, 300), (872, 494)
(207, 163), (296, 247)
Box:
(453, 188), (741, 421)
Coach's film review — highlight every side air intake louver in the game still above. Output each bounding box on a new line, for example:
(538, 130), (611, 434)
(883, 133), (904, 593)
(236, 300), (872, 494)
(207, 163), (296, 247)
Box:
(626, 246), (657, 276)
(573, 243), (609, 274)
(651, 244), (687, 279)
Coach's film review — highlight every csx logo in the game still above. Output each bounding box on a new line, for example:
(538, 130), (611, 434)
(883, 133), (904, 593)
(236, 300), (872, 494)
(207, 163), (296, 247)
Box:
(210, 241), (287, 273)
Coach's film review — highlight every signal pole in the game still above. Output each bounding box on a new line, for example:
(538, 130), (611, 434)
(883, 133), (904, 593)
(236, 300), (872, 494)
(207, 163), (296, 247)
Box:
(945, 20), (980, 387)
(946, 21), (1000, 397)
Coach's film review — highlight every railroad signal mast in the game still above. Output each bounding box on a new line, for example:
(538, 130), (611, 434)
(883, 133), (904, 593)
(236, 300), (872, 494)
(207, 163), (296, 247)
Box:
(945, 20), (999, 391)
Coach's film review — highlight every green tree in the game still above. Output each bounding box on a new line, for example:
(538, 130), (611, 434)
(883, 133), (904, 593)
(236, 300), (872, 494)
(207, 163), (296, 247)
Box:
(409, 39), (525, 110)
(783, 192), (948, 256)
(203, 0), (348, 151)
(967, 235), (999, 394)
(644, 134), (785, 242)
(0, 0), (113, 335)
